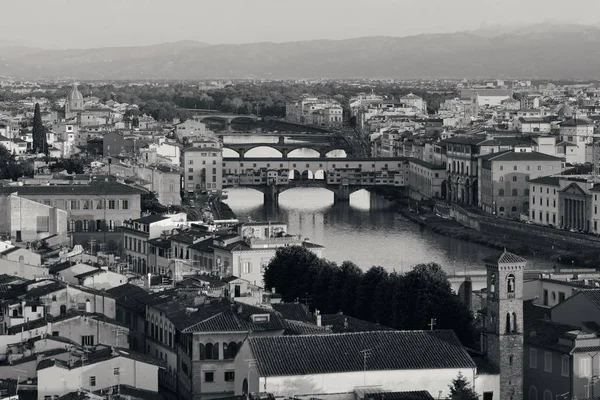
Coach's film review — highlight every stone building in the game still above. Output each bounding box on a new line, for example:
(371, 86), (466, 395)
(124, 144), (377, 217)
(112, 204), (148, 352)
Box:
(64, 84), (84, 120)
(182, 146), (223, 195)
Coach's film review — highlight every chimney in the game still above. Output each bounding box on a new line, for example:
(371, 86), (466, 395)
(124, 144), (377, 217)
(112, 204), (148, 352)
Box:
(315, 310), (321, 327)
(237, 305), (243, 315)
(271, 287), (276, 294)
(344, 317), (348, 330)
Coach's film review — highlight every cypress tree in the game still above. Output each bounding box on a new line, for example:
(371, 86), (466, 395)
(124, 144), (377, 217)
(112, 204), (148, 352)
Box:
(32, 103), (47, 155)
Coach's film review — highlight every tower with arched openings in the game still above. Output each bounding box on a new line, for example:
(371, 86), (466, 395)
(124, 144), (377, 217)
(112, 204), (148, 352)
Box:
(482, 250), (525, 400)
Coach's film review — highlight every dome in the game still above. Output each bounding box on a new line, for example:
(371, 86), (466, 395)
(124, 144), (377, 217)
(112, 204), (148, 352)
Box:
(68, 85), (83, 101)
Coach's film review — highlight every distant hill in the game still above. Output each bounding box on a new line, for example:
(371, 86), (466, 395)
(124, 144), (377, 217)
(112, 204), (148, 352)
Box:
(1, 24), (600, 80)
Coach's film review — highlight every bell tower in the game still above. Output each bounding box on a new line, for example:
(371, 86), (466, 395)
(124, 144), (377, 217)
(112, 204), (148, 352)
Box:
(482, 250), (525, 400)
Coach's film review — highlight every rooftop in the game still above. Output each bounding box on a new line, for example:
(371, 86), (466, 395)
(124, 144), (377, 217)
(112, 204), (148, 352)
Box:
(483, 250), (527, 265)
(0, 181), (146, 196)
(248, 330), (475, 377)
(528, 176), (561, 186)
(132, 214), (169, 224)
(321, 314), (397, 333)
(479, 150), (563, 162)
(272, 303), (314, 323)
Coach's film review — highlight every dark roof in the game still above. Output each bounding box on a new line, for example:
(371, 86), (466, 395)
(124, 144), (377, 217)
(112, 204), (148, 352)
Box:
(483, 251), (527, 265)
(581, 290), (600, 309)
(365, 392), (435, 400)
(248, 330), (475, 376)
(407, 158), (446, 170)
(147, 237), (172, 249)
(181, 302), (287, 333)
(74, 268), (105, 280)
(284, 320), (332, 335)
(561, 118), (594, 127)
(105, 283), (149, 315)
(0, 246), (22, 256)
(8, 310), (126, 335)
(133, 214), (169, 224)
(438, 135), (486, 146)
(272, 303), (314, 323)
(22, 281), (66, 300)
(524, 301), (577, 353)
(48, 260), (74, 274)
(479, 150), (563, 162)
(529, 176), (561, 186)
(321, 314), (397, 333)
(0, 182), (146, 196)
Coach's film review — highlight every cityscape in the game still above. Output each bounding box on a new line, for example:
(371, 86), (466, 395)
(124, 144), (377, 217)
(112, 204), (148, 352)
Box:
(4, 2), (600, 400)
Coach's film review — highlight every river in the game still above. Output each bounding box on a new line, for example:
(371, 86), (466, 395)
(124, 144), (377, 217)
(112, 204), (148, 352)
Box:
(223, 187), (554, 273)
(221, 131), (554, 273)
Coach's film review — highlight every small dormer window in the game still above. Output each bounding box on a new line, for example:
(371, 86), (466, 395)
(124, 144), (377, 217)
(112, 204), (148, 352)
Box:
(507, 274), (515, 294)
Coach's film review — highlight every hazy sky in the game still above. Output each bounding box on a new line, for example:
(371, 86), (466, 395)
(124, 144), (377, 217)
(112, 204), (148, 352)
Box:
(3, 0), (600, 49)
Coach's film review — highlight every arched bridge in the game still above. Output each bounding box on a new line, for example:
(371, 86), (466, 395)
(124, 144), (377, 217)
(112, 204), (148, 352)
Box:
(186, 110), (260, 125)
(222, 134), (354, 158)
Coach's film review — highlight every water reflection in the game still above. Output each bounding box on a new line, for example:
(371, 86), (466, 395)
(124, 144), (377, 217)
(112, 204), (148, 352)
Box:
(224, 188), (553, 273)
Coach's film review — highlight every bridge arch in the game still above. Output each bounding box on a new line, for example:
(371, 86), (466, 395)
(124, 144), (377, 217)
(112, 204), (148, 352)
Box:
(314, 170), (326, 180)
(287, 147), (321, 158)
(325, 149), (348, 158)
(301, 170), (314, 180)
(288, 169), (301, 180)
(222, 145), (284, 158)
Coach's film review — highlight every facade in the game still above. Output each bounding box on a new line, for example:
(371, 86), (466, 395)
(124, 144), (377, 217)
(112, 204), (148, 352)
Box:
(528, 177), (560, 227)
(182, 146), (223, 194)
(480, 251), (525, 400)
(469, 89), (514, 107)
(103, 131), (145, 156)
(234, 330), (485, 399)
(123, 213), (187, 275)
(285, 97), (343, 127)
(400, 93), (426, 112)
(406, 158), (447, 200)
(64, 85), (84, 119)
(0, 193), (68, 245)
(558, 118), (596, 164)
(443, 136), (485, 205)
(107, 162), (181, 206)
(478, 148), (564, 218)
(0, 182), (146, 252)
(175, 120), (208, 142)
(516, 117), (552, 134)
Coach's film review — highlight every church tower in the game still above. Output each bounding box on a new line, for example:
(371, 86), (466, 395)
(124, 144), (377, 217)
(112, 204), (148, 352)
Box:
(482, 250), (525, 400)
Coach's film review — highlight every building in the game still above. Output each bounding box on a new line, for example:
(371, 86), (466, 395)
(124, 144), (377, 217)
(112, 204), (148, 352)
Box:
(103, 131), (148, 157)
(528, 177), (560, 227)
(122, 213), (187, 275)
(175, 120), (208, 142)
(443, 136), (486, 206)
(106, 283), (149, 353)
(406, 158), (447, 200)
(234, 330), (489, 399)
(286, 97), (344, 127)
(516, 117), (552, 134)
(464, 89), (514, 108)
(0, 193), (68, 245)
(37, 347), (161, 400)
(400, 93), (426, 112)
(480, 251), (525, 400)
(524, 289), (600, 399)
(182, 146), (223, 194)
(106, 162), (181, 206)
(478, 148), (564, 218)
(0, 182), (146, 252)
(558, 118), (596, 164)
(64, 85), (84, 120)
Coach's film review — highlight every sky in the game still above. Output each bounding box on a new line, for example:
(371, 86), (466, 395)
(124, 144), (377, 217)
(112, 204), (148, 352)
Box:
(2, 0), (600, 49)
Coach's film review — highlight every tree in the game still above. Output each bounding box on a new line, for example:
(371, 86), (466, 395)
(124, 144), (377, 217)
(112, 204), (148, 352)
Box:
(32, 103), (47, 155)
(447, 372), (479, 400)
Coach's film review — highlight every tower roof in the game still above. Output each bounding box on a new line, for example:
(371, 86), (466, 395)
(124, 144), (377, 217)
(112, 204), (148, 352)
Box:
(67, 84), (83, 101)
(484, 250), (527, 265)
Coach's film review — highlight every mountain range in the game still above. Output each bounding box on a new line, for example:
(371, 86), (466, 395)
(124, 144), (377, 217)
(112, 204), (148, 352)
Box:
(1, 23), (599, 80)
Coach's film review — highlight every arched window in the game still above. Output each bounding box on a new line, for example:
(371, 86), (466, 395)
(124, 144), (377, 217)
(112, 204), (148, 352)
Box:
(543, 390), (552, 400)
(499, 207), (505, 212)
(205, 343), (213, 360)
(223, 343), (229, 358)
(529, 386), (538, 400)
(499, 189), (505, 196)
(228, 341), (238, 359)
(512, 189), (518, 196)
(213, 342), (220, 360)
(512, 176), (517, 182)
(512, 312), (518, 333)
(507, 274), (515, 293)
(199, 343), (206, 360)
(511, 206), (517, 212)
(506, 313), (511, 333)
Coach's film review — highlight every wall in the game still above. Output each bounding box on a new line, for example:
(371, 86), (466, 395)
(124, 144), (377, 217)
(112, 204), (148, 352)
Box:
(551, 293), (600, 327)
(256, 368), (474, 399)
(474, 373), (500, 400)
(0, 258), (50, 280)
(524, 345), (571, 400)
(81, 270), (127, 290)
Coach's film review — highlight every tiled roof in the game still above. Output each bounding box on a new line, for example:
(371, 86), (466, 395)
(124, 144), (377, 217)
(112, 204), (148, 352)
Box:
(561, 118), (594, 127)
(8, 310), (126, 334)
(105, 283), (148, 314)
(284, 320), (332, 335)
(479, 150), (563, 162)
(248, 330), (475, 377)
(321, 314), (396, 333)
(22, 281), (66, 300)
(365, 392), (434, 400)
(147, 237), (172, 249)
(272, 303), (314, 323)
(483, 251), (527, 265)
(529, 176), (561, 186)
(74, 268), (104, 280)
(524, 300), (576, 353)
(406, 157), (446, 170)
(0, 182), (146, 196)
(581, 290), (600, 309)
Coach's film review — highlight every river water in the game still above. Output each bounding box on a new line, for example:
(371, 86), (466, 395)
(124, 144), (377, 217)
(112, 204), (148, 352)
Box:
(221, 129), (554, 273)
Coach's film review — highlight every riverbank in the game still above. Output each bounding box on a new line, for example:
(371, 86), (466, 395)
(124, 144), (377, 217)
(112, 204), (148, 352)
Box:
(399, 206), (600, 269)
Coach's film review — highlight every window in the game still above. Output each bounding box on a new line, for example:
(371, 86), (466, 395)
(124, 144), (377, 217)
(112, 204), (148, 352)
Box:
(83, 200), (90, 210)
(500, 166), (504, 171)
(82, 335), (94, 346)
(108, 200), (116, 209)
(512, 189), (518, 196)
(512, 176), (517, 182)
(513, 165), (517, 171)
(530, 348), (537, 368)
(499, 207), (505, 213)
(122, 200), (129, 210)
(538, 165), (542, 170)
(561, 355), (569, 377)
(500, 176), (504, 182)
(188, 175), (194, 180)
(543, 390), (552, 400)
(580, 356), (591, 377)
(529, 386), (538, 400)
(499, 189), (505, 196)
(113, 367), (120, 375)
(188, 160), (193, 165)
(242, 261), (251, 274)
(225, 371), (235, 382)
(188, 168), (193, 172)
(89, 376), (96, 387)
(544, 351), (552, 372)
(204, 371), (214, 382)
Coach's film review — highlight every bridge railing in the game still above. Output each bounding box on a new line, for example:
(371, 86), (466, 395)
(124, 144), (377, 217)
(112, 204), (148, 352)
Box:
(245, 235), (303, 247)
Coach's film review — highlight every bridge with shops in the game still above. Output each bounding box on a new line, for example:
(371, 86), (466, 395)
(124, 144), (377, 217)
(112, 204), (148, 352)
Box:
(186, 109), (260, 125)
(222, 157), (407, 204)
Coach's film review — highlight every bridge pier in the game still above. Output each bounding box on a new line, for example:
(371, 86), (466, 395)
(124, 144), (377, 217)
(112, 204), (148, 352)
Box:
(333, 185), (350, 204)
(263, 184), (280, 206)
